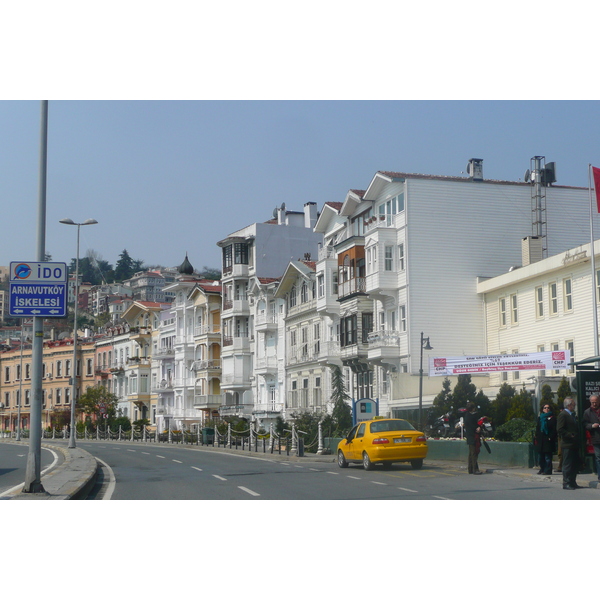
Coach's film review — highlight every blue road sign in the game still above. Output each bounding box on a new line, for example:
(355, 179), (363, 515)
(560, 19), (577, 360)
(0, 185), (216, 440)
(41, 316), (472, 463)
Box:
(9, 261), (68, 318)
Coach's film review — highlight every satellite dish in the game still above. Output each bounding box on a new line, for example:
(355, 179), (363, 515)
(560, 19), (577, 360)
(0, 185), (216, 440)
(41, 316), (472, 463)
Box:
(280, 202), (286, 213)
(524, 169), (531, 182)
(273, 207), (278, 219)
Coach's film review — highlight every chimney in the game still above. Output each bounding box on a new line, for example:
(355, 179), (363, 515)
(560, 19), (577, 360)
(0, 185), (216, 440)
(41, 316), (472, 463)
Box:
(304, 202), (318, 228)
(522, 236), (543, 266)
(467, 158), (483, 181)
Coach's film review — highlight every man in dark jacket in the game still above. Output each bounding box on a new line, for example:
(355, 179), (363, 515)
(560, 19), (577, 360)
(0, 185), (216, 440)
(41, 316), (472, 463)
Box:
(557, 396), (580, 490)
(464, 402), (482, 475)
(582, 394), (600, 482)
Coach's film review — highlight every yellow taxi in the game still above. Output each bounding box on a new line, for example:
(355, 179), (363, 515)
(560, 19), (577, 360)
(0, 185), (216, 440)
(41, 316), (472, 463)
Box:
(337, 418), (428, 470)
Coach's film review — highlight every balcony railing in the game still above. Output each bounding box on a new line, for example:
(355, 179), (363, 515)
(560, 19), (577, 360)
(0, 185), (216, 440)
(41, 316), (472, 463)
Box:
(338, 277), (366, 299)
(193, 394), (222, 409)
(194, 325), (221, 336)
(367, 330), (401, 347)
(192, 359), (221, 371)
(219, 403), (253, 417)
(255, 356), (278, 370)
(318, 245), (336, 261)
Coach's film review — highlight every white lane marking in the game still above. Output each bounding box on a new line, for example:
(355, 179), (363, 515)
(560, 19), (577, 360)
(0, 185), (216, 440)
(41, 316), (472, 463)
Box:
(191, 467), (203, 472)
(309, 468), (320, 471)
(371, 481), (387, 486)
(156, 455), (166, 459)
(142, 452), (150, 455)
(347, 476), (361, 480)
(127, 449), (136, 452)
(238, 486), (260, 497)
(172, 459), (182, 463)
(212, 475), (227, 481)
(398, 487), (418, 493)
(432, 495), (451, 500)
(326, 471), (339, 475)
(0, 447), (59, 498)
(95, 457), (116, 500)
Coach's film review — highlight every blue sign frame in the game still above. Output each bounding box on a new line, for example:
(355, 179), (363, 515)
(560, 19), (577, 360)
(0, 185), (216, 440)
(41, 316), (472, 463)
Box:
(9, 261), (68, 318)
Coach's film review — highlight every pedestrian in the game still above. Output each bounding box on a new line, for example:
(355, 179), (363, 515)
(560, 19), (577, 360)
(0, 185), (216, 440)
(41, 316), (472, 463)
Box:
(464, 402), (483, 474)
(582, 394), (600, 483)
(534, 403), (557, 475)
(556, 396), (580, 490)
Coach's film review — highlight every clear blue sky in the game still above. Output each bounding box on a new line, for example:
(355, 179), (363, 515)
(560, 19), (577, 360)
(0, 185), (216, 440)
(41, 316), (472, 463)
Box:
(2, 100), (600, 273)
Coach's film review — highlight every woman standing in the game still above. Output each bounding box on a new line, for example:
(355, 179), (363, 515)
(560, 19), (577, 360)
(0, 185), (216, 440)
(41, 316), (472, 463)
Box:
(535, 404), (557, 475)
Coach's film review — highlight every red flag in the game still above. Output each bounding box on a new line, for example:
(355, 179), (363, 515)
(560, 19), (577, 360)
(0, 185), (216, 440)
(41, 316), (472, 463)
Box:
(593, 166), (600, 213)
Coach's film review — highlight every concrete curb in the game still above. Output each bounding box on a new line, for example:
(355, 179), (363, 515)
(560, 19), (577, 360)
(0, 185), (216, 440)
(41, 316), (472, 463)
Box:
(0, 440), (98, 500)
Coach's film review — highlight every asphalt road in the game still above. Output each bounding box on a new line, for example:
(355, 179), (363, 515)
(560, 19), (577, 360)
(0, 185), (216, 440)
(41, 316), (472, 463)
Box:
(0, 443), (60, 497)
(77, 441), (599, 500)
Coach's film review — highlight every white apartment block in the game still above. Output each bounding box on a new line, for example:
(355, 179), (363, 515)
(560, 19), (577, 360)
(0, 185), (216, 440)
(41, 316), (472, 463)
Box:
(312, 159), (597, 418)
(217, 203), (322, 422)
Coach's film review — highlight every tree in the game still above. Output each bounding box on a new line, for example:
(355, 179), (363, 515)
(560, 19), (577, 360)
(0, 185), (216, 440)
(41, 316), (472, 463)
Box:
(491, 382), (517, 428)
(506, 388), (535, 421)
(539, 384), (558, 415)
(114, 249), (135, 281)
(68, 250), (113, 286)
(198, 266), (221, 280)
(77, 386), (119, 422)
(556, 376), (572, 407)
(451, 374), (479, 410)
(432, 378), (453, 418)
(330, 365), (353, 432)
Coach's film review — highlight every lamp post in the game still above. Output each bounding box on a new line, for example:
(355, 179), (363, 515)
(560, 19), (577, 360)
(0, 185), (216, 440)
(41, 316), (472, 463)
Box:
(59, 218), (98, 448)
(418, 332), (433, 431)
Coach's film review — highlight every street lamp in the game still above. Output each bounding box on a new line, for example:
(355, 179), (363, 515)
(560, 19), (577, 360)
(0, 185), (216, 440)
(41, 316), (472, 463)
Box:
(59, 218), (98, 448)
(418, 332), (433, 431)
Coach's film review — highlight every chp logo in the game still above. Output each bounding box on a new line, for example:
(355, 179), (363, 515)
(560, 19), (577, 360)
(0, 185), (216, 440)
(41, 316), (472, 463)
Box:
(434, 358), (447, 368)
(552, 351), (567, 367)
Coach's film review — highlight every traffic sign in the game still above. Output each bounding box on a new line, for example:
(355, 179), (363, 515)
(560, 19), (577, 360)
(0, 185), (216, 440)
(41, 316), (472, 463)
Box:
(9, 261), (68, 317)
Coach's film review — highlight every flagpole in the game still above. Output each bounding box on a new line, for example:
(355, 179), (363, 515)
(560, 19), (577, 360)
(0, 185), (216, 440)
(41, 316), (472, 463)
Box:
(589, 164), (600, 358)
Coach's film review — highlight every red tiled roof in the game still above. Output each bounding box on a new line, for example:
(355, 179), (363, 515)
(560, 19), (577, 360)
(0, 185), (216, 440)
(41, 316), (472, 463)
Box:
(325, 201), (343, 210)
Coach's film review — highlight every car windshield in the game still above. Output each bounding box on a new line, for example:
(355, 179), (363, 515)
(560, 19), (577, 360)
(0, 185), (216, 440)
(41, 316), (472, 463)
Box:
(369, 419), (415, 433)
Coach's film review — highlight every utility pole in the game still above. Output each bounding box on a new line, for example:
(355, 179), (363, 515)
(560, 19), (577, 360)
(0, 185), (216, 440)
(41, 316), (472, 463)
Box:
(23, 100), (48, 493)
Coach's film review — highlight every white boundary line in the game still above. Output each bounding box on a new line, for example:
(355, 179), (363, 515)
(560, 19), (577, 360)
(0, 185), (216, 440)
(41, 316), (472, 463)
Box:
(95, 457), (116, 500)
(0, 446), (59, 498)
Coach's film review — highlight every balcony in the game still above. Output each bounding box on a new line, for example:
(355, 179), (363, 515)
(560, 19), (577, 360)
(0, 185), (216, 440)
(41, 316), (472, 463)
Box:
(155, 348), (175, 360)
(193, 394), (222, 409)
(254, 313), (278, 331)
(338, 277), (366, 300)
(194, 325), (221, 339)
(153, 378), (174, 393)
(129, 327), (152, 343)
(192, 359), (221, 372)
(367, 329), (408, 364)
(222, 299), (250, 315)
(221, 373), (248, 388)
(255, 356), (278, 374)
(222, 335), (251, 352)
(219, 403), (253, 418)
(252, 403), (283, 418)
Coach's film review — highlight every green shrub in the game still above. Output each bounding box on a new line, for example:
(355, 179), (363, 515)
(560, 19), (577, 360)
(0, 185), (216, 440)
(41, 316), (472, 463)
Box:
(494, 418), (535, 442)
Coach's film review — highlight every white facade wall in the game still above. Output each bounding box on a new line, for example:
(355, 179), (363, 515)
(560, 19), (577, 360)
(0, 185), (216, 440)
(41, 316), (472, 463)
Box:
(478, 240), (600, 389)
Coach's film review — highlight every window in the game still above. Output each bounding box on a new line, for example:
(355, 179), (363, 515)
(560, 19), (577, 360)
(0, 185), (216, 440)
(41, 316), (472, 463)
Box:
(340, 315), (357, 347)
(512, 349), (519, 380)
(56, 389), (61, 404)
(384, 246), (394, 271)
(56, 361), (63, 377)
(223, 245), (233, 271)
(400, 305), (407, 331)
(549, 282), (558, 315)
(332, 270), (338, 295)
(511, 294), (518, 325)
(65, 359), (71, 377)
(538, 346), (546, 377)
(566, 340), (575, 374)
(290, 330), (296, 348)
(4, 366), (9, 383)
(234, 243), (249, 265)
(4, 392), (9, 408)
(499, 297), (507, 327)
(317, 274), (324, 298)
(552, 342), (560, 374)
(398, 243), (405, 271)
(563, 278), (573, 312)
(25, 390), (30, 405)
(87, 359), (93, 376)
(289, 285), (296, 308)
(65, 387), (71, 404)
(314, 323), (320, 355)
(362, 313), (373, 344)
(25, 363), (31, 379)
(535, 287), (544, 318)
(301, 282), (308, 304)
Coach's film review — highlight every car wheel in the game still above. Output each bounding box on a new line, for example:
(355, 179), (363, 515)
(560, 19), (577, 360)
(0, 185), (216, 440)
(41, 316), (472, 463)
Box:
(337, 450), (348, 468)
(411, 459), (423, 470)
(363, 452), (374, 471)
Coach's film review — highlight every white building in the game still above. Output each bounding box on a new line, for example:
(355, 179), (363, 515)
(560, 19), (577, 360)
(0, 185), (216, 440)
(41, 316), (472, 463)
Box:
(478, 238), (600, 398)
(217, 203), (322, 421)
(313, 159), (597, 418)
